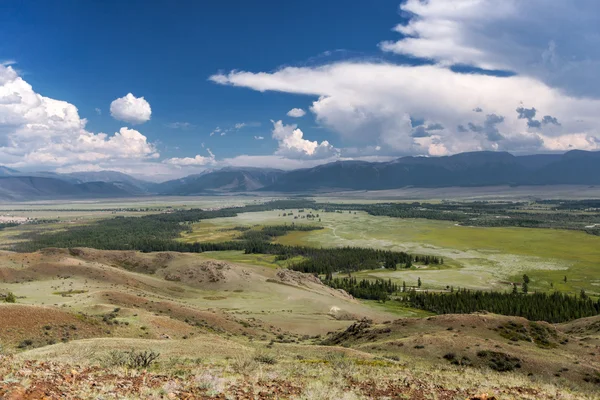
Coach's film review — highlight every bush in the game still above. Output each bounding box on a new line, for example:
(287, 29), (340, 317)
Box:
(17, 339), (33, 349)
(101, 349), (160, 369)
(476, 350), (521, 372)
(443, 352), (456, 360)
(4, 292), (16, 303)
(254, 352), (278, 365)
(231, 354), (257, 374)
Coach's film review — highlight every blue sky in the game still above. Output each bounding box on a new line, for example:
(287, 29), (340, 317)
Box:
(1, 0), (600, 180)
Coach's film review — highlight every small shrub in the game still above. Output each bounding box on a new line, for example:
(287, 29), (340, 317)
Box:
(17, 339), (33, 348)
(100, 349), (160, 369)
(4, 292), (16, 303)
(443, 352), (456, 360)
(127, 350), (160, 369)
(254, 352), (278, 365)
(231, 354), (257, 374)
(477, 350), (521, 372)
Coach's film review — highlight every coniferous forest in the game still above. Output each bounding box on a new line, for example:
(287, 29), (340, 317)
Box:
(405, 289), (600, 323)
(324, 277), (399, 301)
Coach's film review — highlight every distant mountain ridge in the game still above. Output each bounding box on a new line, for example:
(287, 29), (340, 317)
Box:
(262, 150), (600, 192)
(154, 167), (284, 194)
(0, 150), (599, 199)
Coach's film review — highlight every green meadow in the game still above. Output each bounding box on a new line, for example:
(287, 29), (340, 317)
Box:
(182, 209), (600, 296)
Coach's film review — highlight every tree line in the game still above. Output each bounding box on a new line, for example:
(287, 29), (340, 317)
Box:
(405, 289), (600, 323)
(324, 276), (399, 302)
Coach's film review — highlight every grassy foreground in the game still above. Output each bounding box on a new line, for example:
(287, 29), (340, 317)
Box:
(1, 341), (593, 400)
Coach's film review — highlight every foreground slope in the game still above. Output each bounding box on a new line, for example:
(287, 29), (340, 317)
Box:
(1, 248), (599, 399)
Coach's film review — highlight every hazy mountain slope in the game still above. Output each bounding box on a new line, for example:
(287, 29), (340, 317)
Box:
(528, 150), (600, 185)
(263, 150), (600, 192)
(1, 150), (600, 198)
(65, 171), (153, 191)
(0, 176), (136, 200)
(156, 167), (284, 194)
(0, 166), (21, 177)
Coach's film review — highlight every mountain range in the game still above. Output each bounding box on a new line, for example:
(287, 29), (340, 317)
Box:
(1, 150), (599, 200)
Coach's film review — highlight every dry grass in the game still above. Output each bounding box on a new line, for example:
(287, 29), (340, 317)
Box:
(1, 345), (596, 399)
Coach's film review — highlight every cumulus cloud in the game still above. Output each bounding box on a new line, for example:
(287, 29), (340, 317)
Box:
(211, 61), (600, 155)
(271, 120), (338, 159)
(208, 1), (600, 156)
(287, 108), (306, 118)
(0, 64), (159, 172)
(163, 152), (215, 166)
(0, 92), (22, 105)
(110, 93), (152, 124)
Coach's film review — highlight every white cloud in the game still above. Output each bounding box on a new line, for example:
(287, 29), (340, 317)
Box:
(208, 0), (600, 157)
(287, 108), (306, 118)
(164, 155), (212, 166)
(254, 136), (264, 140)
(235, 122), (246, 129)
(166, 121), (194, 129)
(94, 107), (101, 115)
(109, 93), (152, 124)
(211, 61), (600, 156)
(271, 120), (339, 159)
(0, 64), (159, 172)
(379, 0), (600, 97)
(163, 148), (216, 167)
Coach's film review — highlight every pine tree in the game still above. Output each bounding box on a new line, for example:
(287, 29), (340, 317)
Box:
(417, 277), (422, 288)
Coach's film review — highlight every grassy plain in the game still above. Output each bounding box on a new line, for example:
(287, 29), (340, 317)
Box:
(181, 208), (600, 296)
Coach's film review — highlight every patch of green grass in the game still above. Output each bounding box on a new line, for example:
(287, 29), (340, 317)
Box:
(361, 300), (434, 318)
(201, 250), (306, 269)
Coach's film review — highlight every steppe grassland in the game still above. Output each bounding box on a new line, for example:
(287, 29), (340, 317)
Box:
(183, 209), (600, 295)
(0, 196), (276, 247)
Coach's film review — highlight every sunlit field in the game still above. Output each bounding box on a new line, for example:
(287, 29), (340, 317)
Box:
(181, 208), (600, 295)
